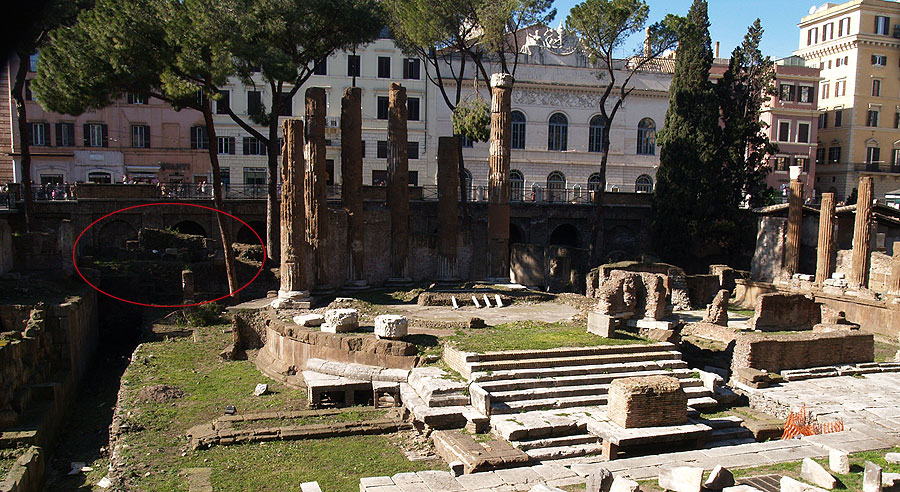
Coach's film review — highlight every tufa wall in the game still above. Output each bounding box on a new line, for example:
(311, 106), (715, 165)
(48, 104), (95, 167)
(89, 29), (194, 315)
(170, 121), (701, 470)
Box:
(731, 331), (873, 374)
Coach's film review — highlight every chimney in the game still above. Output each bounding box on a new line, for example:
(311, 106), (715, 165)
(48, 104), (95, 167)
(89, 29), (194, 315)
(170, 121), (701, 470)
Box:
(644, 27), (652, 57)
(715, 41), (720, 58)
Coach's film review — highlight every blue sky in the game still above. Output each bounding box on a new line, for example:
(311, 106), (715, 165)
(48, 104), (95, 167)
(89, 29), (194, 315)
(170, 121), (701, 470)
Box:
(553, 0), (818, 60)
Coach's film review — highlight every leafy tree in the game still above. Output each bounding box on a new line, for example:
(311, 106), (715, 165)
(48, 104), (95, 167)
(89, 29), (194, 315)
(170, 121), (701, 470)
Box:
(451, 98), (490, 143)
(7, 0), (91, 231)
(224, 0), (383, 262)
(653, 0), (724, 269)
(716, 19), (777, 209)
(565, 0), (678, 265)
(35, 0), (243, 298)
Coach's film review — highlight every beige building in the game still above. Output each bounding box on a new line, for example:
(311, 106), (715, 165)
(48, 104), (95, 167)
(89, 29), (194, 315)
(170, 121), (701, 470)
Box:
(794, 0), (900, 202)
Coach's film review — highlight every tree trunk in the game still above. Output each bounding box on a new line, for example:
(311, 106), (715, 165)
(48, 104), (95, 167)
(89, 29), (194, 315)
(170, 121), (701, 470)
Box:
(588, 139), (610, 267)
(11, 51), (33, 231)
(200, 95), (240, 302)
(266, 117), (280, 265)
(456, 133), (467, 218)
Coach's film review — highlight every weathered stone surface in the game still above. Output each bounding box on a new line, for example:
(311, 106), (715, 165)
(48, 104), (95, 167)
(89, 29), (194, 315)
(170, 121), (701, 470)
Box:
(587, 311), (618, 338)
(704, 465), (735, 490)
(864, 461), (883, 492)
(299, 481), (322, 492)
(781, 476), (830, 492)
(387, 83), (410, 281)
(374, 315), (408, 340)
(293, 314), (324, 327)
(704, 290), (730, 326)
(487, 72), (513, 280)
(829, 449), (850, 474)
(609, 476), (641, 492)
(304, 87), (328, 289)
(816, 193), (836, 284)
(731, 331), (874, 374)
(585, 467), (613, 492)
(801, 457), (837, 490)
(886, 453), (900, 464)
(529, 485), (567, 492)
(436, 136), (460, 281)
(322, 308), (359, 333)
(276, 119), (309, 303)
(608, 376), (687, 428)
(658, 465), (703, 492)
(784, 178), (803, 275)
(341, 87), (366, 286)
(594, 270), (670, 322)
(748, 293), (820, 331)
(253, 383), (268, 396)
(723, 486), (763, 492)
(850, 177), (874, 289)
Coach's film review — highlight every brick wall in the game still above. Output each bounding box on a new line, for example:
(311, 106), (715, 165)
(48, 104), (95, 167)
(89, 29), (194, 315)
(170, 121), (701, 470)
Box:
(835, 249), (894, 294)
(748, 292), (820, 331)
(607, 375), (687, 428)
(731, 331), (874, 374)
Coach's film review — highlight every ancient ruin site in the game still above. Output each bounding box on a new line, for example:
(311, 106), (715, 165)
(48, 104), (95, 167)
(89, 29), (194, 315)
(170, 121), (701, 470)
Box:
(3, 1), (900, 492)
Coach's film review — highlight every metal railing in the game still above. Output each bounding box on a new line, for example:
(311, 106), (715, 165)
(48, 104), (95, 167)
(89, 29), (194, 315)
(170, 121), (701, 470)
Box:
(854, 162), (900, 174)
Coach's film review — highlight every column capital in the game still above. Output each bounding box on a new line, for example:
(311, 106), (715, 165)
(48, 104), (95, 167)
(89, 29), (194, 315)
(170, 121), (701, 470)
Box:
(490, 73), (514, 89)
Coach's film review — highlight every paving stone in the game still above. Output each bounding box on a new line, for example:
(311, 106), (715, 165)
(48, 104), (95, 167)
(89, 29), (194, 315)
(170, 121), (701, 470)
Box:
(886, 453), (900, 465)
(723, 486), (763, 492)
(585, 467), (613, 492)
(882, 473), (900, 488)
(865, 461), (883, 492)
(418, 470), (464, 491)
(609, 476), (641, 492)
(494, 467), (543, 486)
(658, 466), (703, 492)
(801, 458), (836, 490)
(527, 485), (567, 492)
(367, 487), (404, 492)
(531, 464), (577, 481)
(780, 476), (829, 492)
(704, 465), (735, 490)
(361, 476), (396, 488)
(828, 450), (850, 475)
(455, 471), (505, 490)
(394, 483), (432, 492)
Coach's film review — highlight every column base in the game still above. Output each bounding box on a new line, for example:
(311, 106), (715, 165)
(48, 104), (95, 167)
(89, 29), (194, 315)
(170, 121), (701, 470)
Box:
(343, 279), (370, 291)
(271, 290), (312, 309)
(385, 277), (414, 288)
(310, 284), (335, 296)
(435, 276), (461, 286)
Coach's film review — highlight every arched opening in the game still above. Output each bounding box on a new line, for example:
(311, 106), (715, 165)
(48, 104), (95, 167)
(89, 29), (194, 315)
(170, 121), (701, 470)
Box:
(510, 169), (525, 201)
(589, 115), (606, 153)
(549, 223), (579, 247)
(511, 111), (526, 149)
(635, 174), (653, 193)
(172, 220), (207, 237)
(546, 171), (565, 202)
(510, 223), (526, 245)
(547, 113), (568, 151)
(235, 220), (266, 244)
(461, 168), (472, 202)
(98, 220), (138, 251)
(637, 117), (656, 155)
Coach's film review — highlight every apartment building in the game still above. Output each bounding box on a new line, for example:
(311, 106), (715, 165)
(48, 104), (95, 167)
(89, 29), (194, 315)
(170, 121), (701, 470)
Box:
(794, 0), (900, 201)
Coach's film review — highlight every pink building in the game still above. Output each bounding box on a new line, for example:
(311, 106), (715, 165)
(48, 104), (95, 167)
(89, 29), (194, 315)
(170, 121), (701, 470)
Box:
(1, 54), (211, 186)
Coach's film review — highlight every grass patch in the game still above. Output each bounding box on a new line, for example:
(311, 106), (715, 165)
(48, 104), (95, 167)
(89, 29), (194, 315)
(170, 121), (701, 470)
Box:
(446, 321), (652, 353)
(230, 408), (388, 430)
(0, 447), (26, 479)
(727, 308), (755, 317)
(874, 340), (898, 363)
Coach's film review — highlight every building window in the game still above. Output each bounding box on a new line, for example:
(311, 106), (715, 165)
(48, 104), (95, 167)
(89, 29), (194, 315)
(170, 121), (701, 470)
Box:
(816, 147), (826, 165)
(247, 90), (262, 115)
(243, 167), (266, 185)
(834, 109), (843, 127)
(807, 27), (818, 45)
(87, 172), (111, 184)
(796, 157), (809, 173)
(872, 54), (887, 66)
(866, 146), (880, 164)
(546, 171), (565, 202)
(407, 97), (420, 121)
(407, 141), (419, 160)
(313, 58), (327, 75)
(377, 56), (391, 78)
(588, 173), (602, 192)
(892, 149), (900, 168)
(775, 157), (788, 171)
(403, 58), (420, 80)
(30, 122), (49, 146)
(190, 126), (208, 149)
(777, 121), (790, 142)
(875, 15), (890, 35)
(547, 113), (568, 151)
(28, 53), (38, 72)
(779, 84), (795, 102)
(828, 146), (841, 163)
(131, 125), (150, 148)
(242, 136), (266, 155)
(635, 175), (653, 193)
(217, 136), (236, 155)
(636, 117), (656, 155)
(818, 112), (828, 129)
(216, 90), (230, 115)
(461, 136), (474, 148)
(277, 92), (292, 117)
(376, 140), (388, 159)
(510, 111), (526, 149)
(821, 82), (829, 99)
(377, 96), (389, 120)
(84, 123), (108, 147)
(510, 169), (524, 201)
(56, 122), (75, 147)
(838, 17), (850, 36)
(799, 86), (813, 103)
(895, 112), (900, 129)
(24, 80), (33, 101)
(127, 93), (147, 104)
(866, 109), (879, 127)
(872, 79), (882, 96)
(835, 80), (846, 96)
(797, 122), (810, 143)
(589, 115), (606, 153)
(347, 55), (360, 77)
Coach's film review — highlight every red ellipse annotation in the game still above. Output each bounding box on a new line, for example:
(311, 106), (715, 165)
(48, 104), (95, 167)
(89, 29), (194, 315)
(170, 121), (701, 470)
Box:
(72, 202), (267, 308)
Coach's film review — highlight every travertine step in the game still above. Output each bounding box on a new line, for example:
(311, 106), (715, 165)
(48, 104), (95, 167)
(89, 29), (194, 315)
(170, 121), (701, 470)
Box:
(492, 394), (609, 414)
(476, 367), (695, 392)
(427, 394), (471, 408)
(400, 383), (468, 430)
(468, 350), (684, 373)
(464, 342), (676, 363)
(492, 413), (581, 441)
(710, 426), (755, 441)
(471, 360), (687, 383)
(524, 442), (605, 461)
(686, 396), (719, 411)
(511, 433), (599, 451)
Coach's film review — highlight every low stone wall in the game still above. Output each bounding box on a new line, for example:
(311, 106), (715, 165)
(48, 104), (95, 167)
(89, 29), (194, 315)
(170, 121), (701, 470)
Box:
(686, 274), (720, 309)
(607, 375), (687, 428)
(681, 322), (738, 344)
(835, 248), (896, 295)
(732, 279), (777, 310)
(0, 446), (44, 492)
(748, 293), (820, 331)
(731, 331), (874, 374)
(813, 293), (900, 339)
(0, 220), (12, 276)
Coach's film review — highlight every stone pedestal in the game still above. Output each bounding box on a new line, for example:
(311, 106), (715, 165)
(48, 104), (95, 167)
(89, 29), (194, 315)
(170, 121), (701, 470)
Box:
(850, 176), (874, 290)
(322, 308), (359, 333)
(387, 83), (411, 285)
(437, 136), (460, 283)
(815, 193), (836, 285)
(607, 375), (687, 428)
(891, 242), (900, 295)
(374, 314), (408, 340)
(487, 73), (513, 282)
(272, 119), (311, 309)
(182, 269), (195, 303)
(341, 87), (367, 290)
(305, 87), (331, 294)
(784, 178), (803, 276)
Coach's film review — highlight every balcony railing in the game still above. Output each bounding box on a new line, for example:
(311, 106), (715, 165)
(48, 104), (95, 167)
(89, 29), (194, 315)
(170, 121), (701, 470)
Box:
(854, 162), (900, 174)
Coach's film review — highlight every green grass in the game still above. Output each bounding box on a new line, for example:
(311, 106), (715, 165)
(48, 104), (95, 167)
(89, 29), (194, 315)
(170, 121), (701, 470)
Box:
(727, 308), (755, 317)
(446, 321), (652, 353)
(875, 340), (899, 363)
(230, 408), (387, 430)
(0, 447), (26, 480)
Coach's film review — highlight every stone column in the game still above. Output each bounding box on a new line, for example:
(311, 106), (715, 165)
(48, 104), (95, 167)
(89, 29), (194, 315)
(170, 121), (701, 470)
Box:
(815, 192), (836, 285)
(850, 176), (874, 290)
(783, 178), (803, 276)
(182, 269), (195, 303)
(272, 119), (310, 308)
(304, 87), (330, 293)
(341, 87), (367, 289)
(386, 83), (411, 285)
(890, 241), (900, 295)
(437, 136), (460, 282)
(487, 73), (513, 282)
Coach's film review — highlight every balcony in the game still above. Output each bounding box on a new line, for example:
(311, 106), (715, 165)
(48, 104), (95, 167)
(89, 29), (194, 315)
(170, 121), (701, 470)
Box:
(854, 162), (900, 174)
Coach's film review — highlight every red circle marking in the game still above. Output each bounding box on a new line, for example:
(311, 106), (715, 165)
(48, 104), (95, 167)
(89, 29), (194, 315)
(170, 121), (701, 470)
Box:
(72, 202), (268, 308)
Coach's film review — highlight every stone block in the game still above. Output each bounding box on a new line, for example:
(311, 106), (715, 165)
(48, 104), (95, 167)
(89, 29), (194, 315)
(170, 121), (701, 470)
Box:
(801, 458), (837, 489)
(658, 466), (703, 492)
(703, 290), (730, 326)
(883, 473), (900, 489)
(723, 487), (763, 492)
(780, 477), (829, 492)
(449, 461), (464, 477)
(294, 314), (325, 327)
(529, 485), (567, 492)
(322, 308), (359, 333)
(748, 293), (819, 331)
(608, 376), (687, 428)
(885, 453), (900, 465)
(609, 477), (641, 492)
(300, 482), (323, 492)
(865, 461), (883, 492)
(253, 383), (268, 396)
(704, 465), (735, 490)
(588, 311), (618, 338)
(829, 450), (850, 474)
(585, 467), (613, 492)
(374, 314), (408, 340)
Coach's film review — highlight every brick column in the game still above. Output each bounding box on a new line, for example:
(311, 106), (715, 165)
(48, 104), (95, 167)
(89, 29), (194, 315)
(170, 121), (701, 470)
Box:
(783, 178), (803, 276)
(850, 176), (874, 290)
(272, 119), (310, 308)
(304, 88), (329, 293)
(341, 87), (367, 289)
(487, 73), (513, 281)
(386, 83), (411, 285)
(890, 242), (900, 295)
(437, 136), (460, 282)
(815, 192), (836, 285)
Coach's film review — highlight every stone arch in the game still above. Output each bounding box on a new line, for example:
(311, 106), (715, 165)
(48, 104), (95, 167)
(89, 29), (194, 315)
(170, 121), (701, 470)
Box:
(635, 174), (653, 193)
(235, 220), (266, 244)
(549, 223), (579, 247)
(172, 220), (207, 237)
(97, 220), (138, 250)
